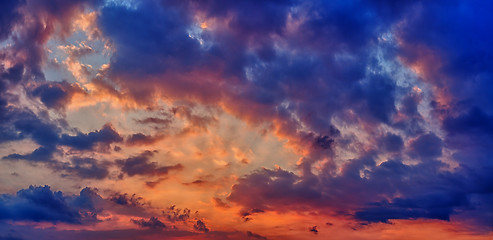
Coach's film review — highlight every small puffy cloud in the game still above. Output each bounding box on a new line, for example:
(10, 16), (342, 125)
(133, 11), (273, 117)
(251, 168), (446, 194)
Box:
(193, 220), (209, 233)
(131, 217), (166, 229)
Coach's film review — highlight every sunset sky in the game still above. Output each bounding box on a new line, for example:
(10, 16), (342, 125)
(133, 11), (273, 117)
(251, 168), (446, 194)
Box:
(0, 0), (492, 239)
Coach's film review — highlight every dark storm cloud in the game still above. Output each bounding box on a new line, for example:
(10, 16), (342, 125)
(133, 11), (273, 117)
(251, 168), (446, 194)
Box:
(0, 235), (24, 240)
(228, 155), (489, 227)
(0, 224), (214, 240)
(0, 186), (101, 224)
(116, 151), (183, 177)
(354, 190), (469, 223)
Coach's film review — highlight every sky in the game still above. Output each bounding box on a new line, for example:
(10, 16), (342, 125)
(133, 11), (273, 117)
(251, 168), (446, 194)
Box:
(0, 0), (492, 239)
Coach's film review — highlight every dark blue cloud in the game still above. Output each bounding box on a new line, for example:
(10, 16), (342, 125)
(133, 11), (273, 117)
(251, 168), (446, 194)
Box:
(352, 75), (397, 123)
(30, 81), (84, 110)
(398, 0), (493, 113)
(228, 154), (491, 229)
(4, 146), (56, 163)
(13, 115), (60, 148)
(380, 133), (403, 153)
(3, 120), (123, 164)
(0, 0), (24, 40)
(98, 0), (201, 77)
(355, 191), (469, 223)
(409, 133), (443, 159)
(0, 186), (101, 224)
(60, 124), (123, 151)
(443, 107), (493, 137)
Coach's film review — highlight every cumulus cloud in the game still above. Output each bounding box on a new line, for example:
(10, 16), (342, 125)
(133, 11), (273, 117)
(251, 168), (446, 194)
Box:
(0, 186), (102, 224)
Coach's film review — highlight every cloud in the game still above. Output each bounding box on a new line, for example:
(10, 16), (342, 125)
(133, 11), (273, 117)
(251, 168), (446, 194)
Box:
(0, 0), (24, 40)
(309, 226), (318, 234)
(109, 193), (145, 207)
(409, 133), (443, 159)
(131, 217), (166, 229)
(0, 185), (101, 224)
(4, 146), (57, 163)
(162, 205), (191, 223)
(193, 219), (209, 233)
(125, 133), (163, 146)
(0, 0), (492, 237)
(116, 151), (183, 177)
(354, 192), (468, 223)
(380, 133), (404, 153)
(212, 197), (230, 209)
(246, 231), (268, 240)
(30, 81), (85, 110)
(56, 157), (110, 180)
(443, 107), (493, 137)
(228, 168), (321, 211)
(60, 123), (123, 151)
(228, 155), (490, 228)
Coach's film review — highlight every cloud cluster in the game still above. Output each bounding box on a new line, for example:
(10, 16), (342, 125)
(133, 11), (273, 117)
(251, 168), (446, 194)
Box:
(0, 185), (101, 224)
(0, 0), (492, 236)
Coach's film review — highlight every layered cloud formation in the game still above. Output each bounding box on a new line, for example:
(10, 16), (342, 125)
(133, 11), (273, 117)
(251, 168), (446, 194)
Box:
(0, 0), (492, 239)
